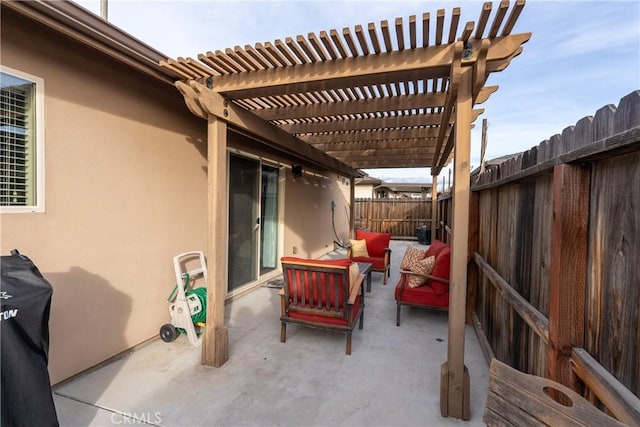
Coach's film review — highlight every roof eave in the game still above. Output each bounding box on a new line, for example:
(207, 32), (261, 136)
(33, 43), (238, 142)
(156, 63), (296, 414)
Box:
(2, 0), (180, 84)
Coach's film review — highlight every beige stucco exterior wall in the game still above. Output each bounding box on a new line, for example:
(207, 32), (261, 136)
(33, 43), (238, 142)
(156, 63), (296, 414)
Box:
(2, 9), (354, 385)
(282, 170), (351, 259)
(354, 184), (375, 199)
(1, 12), (208, 384)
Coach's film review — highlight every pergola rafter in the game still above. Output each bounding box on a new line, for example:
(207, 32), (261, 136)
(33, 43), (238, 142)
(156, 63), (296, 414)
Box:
(160, 0), (529, 420)
(161, 2), (528, 172)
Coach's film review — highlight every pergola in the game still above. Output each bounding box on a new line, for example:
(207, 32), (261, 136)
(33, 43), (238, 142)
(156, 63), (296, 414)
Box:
(160, 0), (529, 419)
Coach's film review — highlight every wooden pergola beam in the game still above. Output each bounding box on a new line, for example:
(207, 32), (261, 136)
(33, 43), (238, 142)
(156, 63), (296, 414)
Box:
(344, 158), (432, 168)
(253, 92), (447, 121)
(299, 127), (440, 144)
(311, 139), (437, 152)
(280, 108), (484, 134)
(335, 153), (435, 164)
(327, 147), (436, 157)
(433, 41), (462, 172)
(176, 80), (359, 178)
(210, 34), (530, 99)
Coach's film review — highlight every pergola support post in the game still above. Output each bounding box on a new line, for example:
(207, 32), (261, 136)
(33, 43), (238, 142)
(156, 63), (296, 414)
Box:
(202, 114), (229, 367)
(440, 65), (472, 420)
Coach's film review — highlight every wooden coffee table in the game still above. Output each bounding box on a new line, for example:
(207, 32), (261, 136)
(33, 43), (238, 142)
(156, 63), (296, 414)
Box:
(357, 262), (373, 292)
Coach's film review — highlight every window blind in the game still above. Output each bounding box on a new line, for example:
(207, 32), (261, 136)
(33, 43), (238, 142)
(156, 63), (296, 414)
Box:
(1, 75), (35, 207)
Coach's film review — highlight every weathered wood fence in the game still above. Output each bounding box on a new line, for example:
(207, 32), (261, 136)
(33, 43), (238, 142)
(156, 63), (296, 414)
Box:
(353, 198), (431, 238)
(440, 90), (640, 424)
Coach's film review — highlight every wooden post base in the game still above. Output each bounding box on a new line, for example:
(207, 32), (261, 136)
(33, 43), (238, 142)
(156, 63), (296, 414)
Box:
(202, 326), (229, 368)
(440, 362), (471, 420)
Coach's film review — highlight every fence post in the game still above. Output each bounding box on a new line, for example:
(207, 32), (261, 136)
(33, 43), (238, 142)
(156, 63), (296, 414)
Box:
(350, 176), (355, 238)
(432, 176), (438, 240)
(547, 163), (590, 391)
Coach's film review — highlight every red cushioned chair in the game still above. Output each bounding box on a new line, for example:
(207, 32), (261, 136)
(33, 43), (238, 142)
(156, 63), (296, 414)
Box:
(279, 257), (365, 355)
(394, 240), (451, 326)
(347, 229), (392, 285)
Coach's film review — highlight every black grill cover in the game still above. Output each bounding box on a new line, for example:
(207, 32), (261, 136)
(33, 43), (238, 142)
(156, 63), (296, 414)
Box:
(1, 250), (58, 427)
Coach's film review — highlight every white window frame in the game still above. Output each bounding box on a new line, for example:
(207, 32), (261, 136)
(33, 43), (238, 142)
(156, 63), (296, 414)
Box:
(0, 65), (45, 213)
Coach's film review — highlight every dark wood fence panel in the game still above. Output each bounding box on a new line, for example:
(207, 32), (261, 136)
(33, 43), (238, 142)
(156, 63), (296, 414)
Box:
(468, 90), (640, 400)
(437, 194), (452, 242)
(528, 174), (552, 377)
(477, 189), (496, 362)
(353, 199), (431, 238)
(587, 150), (640, 397)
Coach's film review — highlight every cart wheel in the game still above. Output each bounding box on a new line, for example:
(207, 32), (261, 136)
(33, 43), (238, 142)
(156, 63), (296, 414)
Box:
(160, 323), (179, 342)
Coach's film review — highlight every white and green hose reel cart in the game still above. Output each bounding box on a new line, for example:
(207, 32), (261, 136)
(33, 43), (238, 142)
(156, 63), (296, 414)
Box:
(159, 251), (207, 347)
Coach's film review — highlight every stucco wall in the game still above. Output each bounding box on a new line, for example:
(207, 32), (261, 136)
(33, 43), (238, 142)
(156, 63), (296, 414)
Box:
(283, 172), (351, 259)
(2, 9), (354, 385)
(354, 185), (374, 199)
(1, 11), (208, 383)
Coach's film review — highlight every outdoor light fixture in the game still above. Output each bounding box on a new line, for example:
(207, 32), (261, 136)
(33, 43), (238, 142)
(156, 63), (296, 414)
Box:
(292, 165), (303, 177)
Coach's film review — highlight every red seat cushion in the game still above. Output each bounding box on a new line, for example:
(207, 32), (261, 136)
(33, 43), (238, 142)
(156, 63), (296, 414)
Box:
(395, 276), (448, 308)
(354, 230), (391, 258)
(427, 247), (451, 296)
(424, 239), (449, 259)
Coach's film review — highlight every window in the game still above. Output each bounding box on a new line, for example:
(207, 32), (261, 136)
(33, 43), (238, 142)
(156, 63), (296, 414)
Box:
(1, 67), (44, 212)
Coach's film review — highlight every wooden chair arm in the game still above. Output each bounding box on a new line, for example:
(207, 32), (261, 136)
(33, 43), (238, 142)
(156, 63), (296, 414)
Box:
(278, 288), (286, 316)
(348, 273), (365, 305)
(399, 270), (450, 285)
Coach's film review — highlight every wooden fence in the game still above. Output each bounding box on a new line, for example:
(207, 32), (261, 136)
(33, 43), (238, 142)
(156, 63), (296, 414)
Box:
(439, 90), (640, 423)
(353, 198), (431, 238)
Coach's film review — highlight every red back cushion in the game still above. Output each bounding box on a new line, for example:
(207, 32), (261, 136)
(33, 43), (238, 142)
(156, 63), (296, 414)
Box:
(281, 257), (352, 308)
(424, 239), (448, 259)
(428, 247), (451, 296)
(354, 230), (391, 258)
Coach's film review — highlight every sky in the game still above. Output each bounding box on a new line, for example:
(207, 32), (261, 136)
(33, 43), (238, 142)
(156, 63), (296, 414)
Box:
(75, 0), (640, 185)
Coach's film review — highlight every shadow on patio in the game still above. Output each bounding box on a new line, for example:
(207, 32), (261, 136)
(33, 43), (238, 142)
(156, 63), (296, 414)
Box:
(53, 241), (488, 426)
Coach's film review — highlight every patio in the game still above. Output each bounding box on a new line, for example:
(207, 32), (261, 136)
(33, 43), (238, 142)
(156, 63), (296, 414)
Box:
(53, 241), (489, 426)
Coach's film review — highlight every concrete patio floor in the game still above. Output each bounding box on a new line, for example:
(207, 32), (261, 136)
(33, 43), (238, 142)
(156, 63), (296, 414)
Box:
(53, 241), (489, 426)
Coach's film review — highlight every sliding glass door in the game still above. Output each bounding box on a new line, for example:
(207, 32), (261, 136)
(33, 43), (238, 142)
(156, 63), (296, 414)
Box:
(228, 154), (280, 292)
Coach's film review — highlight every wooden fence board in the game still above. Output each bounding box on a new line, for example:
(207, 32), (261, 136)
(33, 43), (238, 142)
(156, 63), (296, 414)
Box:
(528, 174), (553, 377)
(469, 91), (640, 406)
(587, 151), (640, 397)
(353, 199), (431, 238)
(514, 180), (535, 370)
